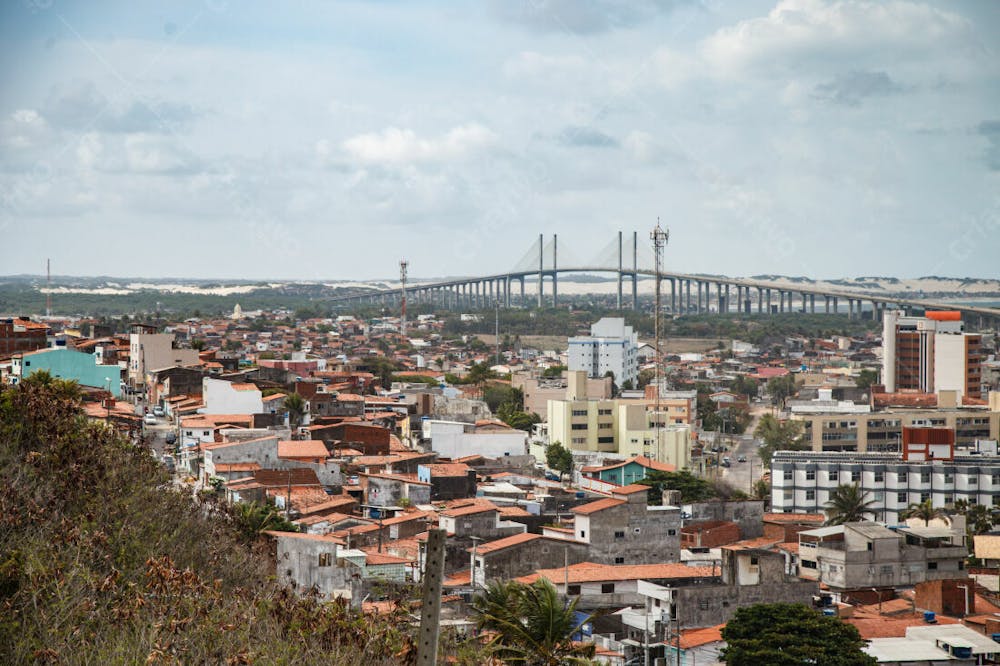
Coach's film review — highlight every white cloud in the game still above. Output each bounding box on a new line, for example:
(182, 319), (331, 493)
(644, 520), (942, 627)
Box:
(342, 124), (497, 164)
(76, 133), (103, 170)
(701, 0), (971, 76)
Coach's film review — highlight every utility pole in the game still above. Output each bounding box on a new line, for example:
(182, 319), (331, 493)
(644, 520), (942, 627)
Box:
(651, 221), (670, 461)
(416, 528), (446, 666)
(399, 259), (408, 337)
(494, 299), (500, 367)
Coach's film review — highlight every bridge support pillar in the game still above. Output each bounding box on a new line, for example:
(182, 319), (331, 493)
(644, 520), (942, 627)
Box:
(725, 284), (731, 313)
(685, 280), (691, 314)
(757, 288), (763, 314)
(696, 281), (702, 313)
(670, 278), (676, 314)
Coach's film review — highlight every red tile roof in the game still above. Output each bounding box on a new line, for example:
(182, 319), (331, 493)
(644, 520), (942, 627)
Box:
(470, 532), (539, 555)
(519, 562), (716, 585)
(572, 498), (626, 515)
(277, 439), (328, 459)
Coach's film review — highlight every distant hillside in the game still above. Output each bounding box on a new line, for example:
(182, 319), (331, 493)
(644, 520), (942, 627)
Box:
(1, 273), (998, 317)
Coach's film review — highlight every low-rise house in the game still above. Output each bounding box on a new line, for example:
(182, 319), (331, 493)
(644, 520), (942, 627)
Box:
(570, 485), (681, 565)
(470, 533), (590, 587)
(417, 463), (477, 500)
(799, 521), (968, 591)
(517, 561), (717, 607)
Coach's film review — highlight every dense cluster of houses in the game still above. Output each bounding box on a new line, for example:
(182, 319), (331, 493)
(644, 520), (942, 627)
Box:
(3, 307), (1000, 663)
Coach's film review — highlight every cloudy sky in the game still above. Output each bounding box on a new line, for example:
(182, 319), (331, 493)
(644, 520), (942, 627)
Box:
(1, 0), (998, 281)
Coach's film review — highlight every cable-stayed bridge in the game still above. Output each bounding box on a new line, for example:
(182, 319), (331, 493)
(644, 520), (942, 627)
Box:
(330, 232), (1000, 325)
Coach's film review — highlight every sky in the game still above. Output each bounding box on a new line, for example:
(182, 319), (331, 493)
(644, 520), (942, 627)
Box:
(1, 0), (998, 282)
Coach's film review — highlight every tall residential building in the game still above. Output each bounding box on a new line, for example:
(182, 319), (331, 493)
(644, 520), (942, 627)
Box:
(882, 310), (982, 399)
(128, 324), (200, 389)
(568, 317), (638, 388)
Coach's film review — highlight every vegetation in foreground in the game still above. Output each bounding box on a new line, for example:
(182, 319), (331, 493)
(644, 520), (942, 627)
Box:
(0, 375), (468, 665)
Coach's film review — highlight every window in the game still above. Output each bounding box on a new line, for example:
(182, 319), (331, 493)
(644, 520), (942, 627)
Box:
(579, 530), (586, 539)
(601, 583), (615, 594)
(667, 529), (677, 536)
(806, 490), (815, 501)
(874, 471), (884, 483)
(829, 470), (839, 481)
(806, 470), (815, 480)
(802, 560), (817, 569)
(921, 493), (930, 503)
(897, 492), (907, 503)
(921, 472), (930, 483)
(567, 585), (581, 595)
(698, 599), (710, 610)
(944, 473), (954, 484)
(784, 470), (793, 481)
(571, 410), (587, 417)
(750, 555), (759, 566)
(993, 473), (1000, 486)
(928, 561), (938, 570)
(614, 531), (625, 539)
(614, 557), (624, 564)
(969, 477), (978, 485)
(318, 553), (332, 567)
(571, 424), (588, 430)
(867, 542), (873, 551)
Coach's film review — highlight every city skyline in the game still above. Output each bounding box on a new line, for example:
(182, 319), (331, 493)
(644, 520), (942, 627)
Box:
(2, 1), (999, 281)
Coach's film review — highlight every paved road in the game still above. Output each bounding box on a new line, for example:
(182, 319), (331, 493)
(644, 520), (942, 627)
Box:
(720, 402), (770, 493)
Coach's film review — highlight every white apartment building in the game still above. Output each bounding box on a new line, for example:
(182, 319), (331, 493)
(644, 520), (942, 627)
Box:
(771, 450), (1000, 523)
(568, 317), (638, 387)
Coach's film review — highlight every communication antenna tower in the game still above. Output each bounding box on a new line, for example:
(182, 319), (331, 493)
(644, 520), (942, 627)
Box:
(650, 221), (669, 460)
(399, 259), (409, 337)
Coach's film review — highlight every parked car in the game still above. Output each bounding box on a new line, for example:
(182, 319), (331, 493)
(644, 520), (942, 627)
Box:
(143, 413), (157, 425)
(721, 456), (731, 467)
(153, 406), (164, 417)
(165, 432), (177, 445)
(737, 455), (747, 463)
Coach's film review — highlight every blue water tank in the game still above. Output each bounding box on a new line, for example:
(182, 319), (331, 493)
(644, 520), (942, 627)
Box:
(822, 608), (836, 616)
(575, 491), (585, 499)
(990, 633), (1000, 643)
(952, 647), (972, 659)
(924, 611), (937, 623)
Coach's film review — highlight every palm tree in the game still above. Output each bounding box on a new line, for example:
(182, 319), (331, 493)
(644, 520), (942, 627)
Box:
(230, 501), (298, 540)
(282, 392), (307, 429)
(824, 483), (876, 525)
(472, 578), (596, 665)
(901, 499), (949, 526)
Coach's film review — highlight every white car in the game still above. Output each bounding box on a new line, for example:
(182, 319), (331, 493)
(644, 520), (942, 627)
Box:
(143, 413), (157, 425)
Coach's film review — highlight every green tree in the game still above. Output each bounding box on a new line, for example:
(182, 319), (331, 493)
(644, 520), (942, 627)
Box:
(639, 470), (716, 504)
(751, 478), (771, 502)
(964, 504), (996, 536)
(901, 499), (949, 526)
(824, 484), (876, 525)
(229, 501), (299, 541)
(497, 402), (541, 432)
(721, 603), (876, 665)
(282, 392), (307, 429)
(471, 578), (596, 665)
(754, 414), (807, 466)
(855, 369), (879, 391)
(190, 338), (206, 351)
(466, 362), (497, 388)
(545, 442), (574, 475)
(729, 375), (758, 399)
(766, 374), (800, 407)
(541, 365), (567, 379)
